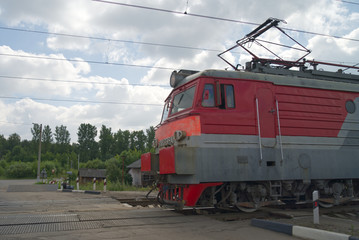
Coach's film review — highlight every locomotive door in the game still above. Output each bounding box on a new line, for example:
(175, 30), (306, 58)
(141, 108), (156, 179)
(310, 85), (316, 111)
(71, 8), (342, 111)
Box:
(256, 88), (276, 148)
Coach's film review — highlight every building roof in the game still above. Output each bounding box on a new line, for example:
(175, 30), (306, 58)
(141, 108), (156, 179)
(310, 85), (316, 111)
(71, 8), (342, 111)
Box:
(78, 168), (106, 178)
(127, 159), (141, 169)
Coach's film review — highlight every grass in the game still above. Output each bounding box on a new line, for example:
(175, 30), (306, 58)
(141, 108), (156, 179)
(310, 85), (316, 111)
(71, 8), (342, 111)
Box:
(0, 176), (152, 192)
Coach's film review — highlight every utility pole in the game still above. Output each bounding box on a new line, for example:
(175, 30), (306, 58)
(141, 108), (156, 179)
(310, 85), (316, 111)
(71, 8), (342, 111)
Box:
(36, 124), (43, 183)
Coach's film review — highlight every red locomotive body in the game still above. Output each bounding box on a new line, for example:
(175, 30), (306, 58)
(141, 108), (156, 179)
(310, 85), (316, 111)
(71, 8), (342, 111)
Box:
(141, 19), (359, 211)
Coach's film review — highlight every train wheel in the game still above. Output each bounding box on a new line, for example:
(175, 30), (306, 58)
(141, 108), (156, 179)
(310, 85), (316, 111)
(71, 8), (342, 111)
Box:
(318, 199), (334, 208)
(235, 202), (259, 212)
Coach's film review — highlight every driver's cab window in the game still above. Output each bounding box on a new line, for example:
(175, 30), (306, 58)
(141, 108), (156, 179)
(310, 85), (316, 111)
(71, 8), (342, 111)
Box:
(202, 84), (215, 107)
(202, 83), (235, 109)
(171, 86), (196, 114)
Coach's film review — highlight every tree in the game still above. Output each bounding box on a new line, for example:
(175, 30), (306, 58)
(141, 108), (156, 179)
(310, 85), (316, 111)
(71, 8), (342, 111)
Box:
(113, 129), (130, 155)
(54, 125), (71, 153)
(7, 133), (21, 151)
(0, 134), (7, 158)
(130, 130), (146, 151)
(42, 125), (53, 144)
(99, 125), (113, 161)
(145, 126), (155, 151)
(77, 123), (98, 162)
(42, 125), (53, 153)
(54, 125), (71, 145)
(31, 124), (41, 142)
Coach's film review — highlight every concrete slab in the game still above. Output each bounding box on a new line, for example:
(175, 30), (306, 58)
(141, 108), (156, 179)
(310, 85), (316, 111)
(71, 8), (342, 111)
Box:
(7, 184), (58, 192)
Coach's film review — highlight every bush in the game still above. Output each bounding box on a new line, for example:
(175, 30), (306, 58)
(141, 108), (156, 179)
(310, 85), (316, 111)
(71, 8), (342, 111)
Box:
(6, 162), (34, 178)
(84, 158), (105, 169)
(105, 156), (132, 185)
(40, 161), (60, 178)
(0, 166), (4, 177)
(0, 159), (7, 176)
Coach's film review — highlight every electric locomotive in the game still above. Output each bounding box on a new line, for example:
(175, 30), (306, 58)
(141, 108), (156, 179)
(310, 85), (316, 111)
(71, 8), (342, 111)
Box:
(141, 19), (359, 211)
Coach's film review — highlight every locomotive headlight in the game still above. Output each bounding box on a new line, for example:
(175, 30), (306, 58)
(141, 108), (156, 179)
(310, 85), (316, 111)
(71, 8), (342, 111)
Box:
(174, 130), (186, 142)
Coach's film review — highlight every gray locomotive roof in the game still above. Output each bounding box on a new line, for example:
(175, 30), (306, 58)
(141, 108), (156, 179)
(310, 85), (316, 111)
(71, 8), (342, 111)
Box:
(183, 66), (359, 93)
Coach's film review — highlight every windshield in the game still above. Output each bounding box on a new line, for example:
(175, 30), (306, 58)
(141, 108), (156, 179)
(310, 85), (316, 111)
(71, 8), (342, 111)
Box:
(171, 86), (196, 114)
(160, 86), (196, 123)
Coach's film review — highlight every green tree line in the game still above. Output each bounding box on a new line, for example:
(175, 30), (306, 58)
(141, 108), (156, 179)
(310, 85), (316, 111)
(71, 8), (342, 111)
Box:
(0, 123), (155, 183)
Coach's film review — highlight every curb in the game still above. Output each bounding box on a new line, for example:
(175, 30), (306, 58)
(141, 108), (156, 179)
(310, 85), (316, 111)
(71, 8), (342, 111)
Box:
(251, 219), (359, 240)
(57, 189), (101, 194)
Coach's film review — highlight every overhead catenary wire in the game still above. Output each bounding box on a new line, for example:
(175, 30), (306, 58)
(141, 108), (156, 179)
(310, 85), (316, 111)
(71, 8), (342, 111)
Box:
(1, 52), (357, 72)
(1, 1), (359, 46)
(0, 53), (175, 70)
(334, 0), (359, 6)
(0, 120), (33, 126)
(92, 0), (359, 43)
(0, 26), (220, 53)
(0, 75), (170, 88)
(0, 96), (163, 106)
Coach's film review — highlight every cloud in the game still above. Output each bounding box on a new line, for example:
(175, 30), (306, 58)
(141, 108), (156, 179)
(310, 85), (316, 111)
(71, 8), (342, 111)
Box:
(0, 0), (358, 142)
(0, 45), (92, 97)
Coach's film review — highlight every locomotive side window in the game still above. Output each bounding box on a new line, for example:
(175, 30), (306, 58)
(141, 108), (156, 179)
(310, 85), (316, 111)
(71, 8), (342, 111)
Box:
(225, 85), (235, 108)
(171, 86), (196, 114)
(202, 84), (215, 107)
(218, 84), (235, 109)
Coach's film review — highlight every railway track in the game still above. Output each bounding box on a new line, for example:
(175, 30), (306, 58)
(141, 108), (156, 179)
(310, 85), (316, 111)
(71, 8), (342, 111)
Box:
(111, 197), (159, 207)
(1, 197), (358, 237)
(112, 196), (359, 223)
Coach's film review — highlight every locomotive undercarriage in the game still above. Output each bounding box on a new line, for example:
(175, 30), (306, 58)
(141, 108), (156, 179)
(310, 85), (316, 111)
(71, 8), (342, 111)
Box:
(196, 179), (359, 212)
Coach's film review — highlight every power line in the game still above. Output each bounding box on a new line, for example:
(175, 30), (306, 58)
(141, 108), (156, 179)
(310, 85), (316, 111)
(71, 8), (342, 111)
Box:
(0, 96), (163, 106)
(0, 120), (33, 126)
(1, 51), (358, 75)
(92, 0), (359, 43)
(0, 75), (170, 88)
(0, 26), (220, 53)
(334, 0), (359, 6)
(0, 53), (175, 70)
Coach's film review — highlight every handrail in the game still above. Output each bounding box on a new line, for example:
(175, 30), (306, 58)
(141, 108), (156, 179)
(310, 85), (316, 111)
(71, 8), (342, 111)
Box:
(255, 98), (263, 162)
(276, 99), (284, 164)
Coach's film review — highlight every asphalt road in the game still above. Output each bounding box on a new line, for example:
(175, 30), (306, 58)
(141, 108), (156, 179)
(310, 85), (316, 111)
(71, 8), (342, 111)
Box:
(0, 179), (302, 240)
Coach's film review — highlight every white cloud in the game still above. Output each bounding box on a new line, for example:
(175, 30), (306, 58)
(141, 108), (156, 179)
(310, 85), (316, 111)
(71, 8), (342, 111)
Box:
(47, 36), (91, 51)
(0, 0), (358, 141)
(0, 45), (92, 98)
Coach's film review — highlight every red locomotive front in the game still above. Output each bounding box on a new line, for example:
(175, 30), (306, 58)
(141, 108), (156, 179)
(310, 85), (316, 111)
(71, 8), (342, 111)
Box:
(141, 19), (359, 211)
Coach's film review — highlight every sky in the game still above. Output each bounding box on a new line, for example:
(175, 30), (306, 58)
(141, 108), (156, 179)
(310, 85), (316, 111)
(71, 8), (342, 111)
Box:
(0, 0), (359, 143)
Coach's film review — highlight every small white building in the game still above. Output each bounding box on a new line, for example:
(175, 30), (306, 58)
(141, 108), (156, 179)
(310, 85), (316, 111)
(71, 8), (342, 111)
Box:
(127, 159), (142, 186)
(127, 159), (154, 187)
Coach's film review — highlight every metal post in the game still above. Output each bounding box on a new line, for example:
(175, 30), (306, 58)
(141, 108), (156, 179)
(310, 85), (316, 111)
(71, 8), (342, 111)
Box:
(76, 177), (79, 190)
(36, 124), (43, 183)
(104, 178), (107, 192)
(313, 190), (319, 224)
(93, 178), (96, 190)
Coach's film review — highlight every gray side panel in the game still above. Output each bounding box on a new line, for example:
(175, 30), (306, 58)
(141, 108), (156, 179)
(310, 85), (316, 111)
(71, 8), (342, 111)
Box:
(167, 134), (359, 184)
